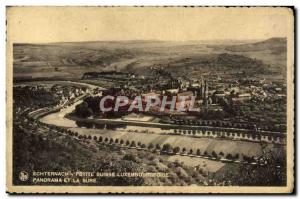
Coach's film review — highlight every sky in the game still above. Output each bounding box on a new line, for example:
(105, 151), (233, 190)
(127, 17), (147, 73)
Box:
(7, 7), (293, 43)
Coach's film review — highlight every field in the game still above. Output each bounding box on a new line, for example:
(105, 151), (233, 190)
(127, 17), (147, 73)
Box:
(40, 100), (282, 161)
(167, 155), (225, 173)
(70, 127), (265, 158)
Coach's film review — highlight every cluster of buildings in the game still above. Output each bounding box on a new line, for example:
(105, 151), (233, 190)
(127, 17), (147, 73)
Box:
(90, 68), (256, 116)
(50, 84), (89, 104)
(81, 67), (286, 133)
(15, 84), (90, 106)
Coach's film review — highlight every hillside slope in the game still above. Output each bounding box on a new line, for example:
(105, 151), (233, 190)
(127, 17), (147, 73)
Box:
(13, 38), (286, 80)
(225, 37), (287, 55)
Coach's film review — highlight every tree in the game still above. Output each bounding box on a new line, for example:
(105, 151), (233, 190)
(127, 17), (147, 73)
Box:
(75, 102), (93, 118)
(243, 155), (250, 162)
(182, 147), (186, 153)
(237, 152), (286, 186)
(120, 139), (124, 145)
(162, 143), (172, 152)
(226, 153), (233, 160)
(196, 149), (201, 156)
(219, 151), (224, 157)
(173, 146), (180, 154)
(212, 151), (218, 158)
(192, 130), (196, 136)
(93, 136), (97, 141)
(148, 143), (154, 150)
(126, 140), (130, 146)
(88, 135), (92, 140)
(104, 137), (109, 143)
(123, 154), (136, 162)
(99, 136), (103, 142)
(110, 138), (114, 144)
(156, 144), (161, 150)
(234, 153), (239, 160)
(141, 144), (146, 148)
(115, 138), (119, 144)
(130, 141), (136, 147)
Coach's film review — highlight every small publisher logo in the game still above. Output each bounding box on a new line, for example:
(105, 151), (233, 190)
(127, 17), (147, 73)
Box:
(19, 171), (29, 181)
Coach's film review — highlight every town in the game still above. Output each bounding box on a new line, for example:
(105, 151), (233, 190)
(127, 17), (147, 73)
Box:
(12, 40), (288, 187)
(77, 67), (286, 135)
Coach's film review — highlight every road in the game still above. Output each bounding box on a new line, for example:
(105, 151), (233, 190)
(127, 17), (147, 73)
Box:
(14, 80), (103, 90)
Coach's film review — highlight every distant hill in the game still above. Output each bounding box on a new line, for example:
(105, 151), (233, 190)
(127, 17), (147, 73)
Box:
(225, 37), (287, 55)
(156, 53), (269, 76)
(13, 38), (285, 80)
(214, 53), (267, 69)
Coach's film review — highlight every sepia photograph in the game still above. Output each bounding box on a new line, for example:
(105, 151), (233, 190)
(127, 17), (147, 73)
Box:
(6, 6), (294, 194)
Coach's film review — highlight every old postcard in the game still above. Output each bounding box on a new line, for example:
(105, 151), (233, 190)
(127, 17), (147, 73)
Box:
(6, 6), (294, 194)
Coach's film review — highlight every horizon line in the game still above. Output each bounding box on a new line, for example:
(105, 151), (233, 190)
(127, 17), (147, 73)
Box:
(13, 37), (287, 45)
